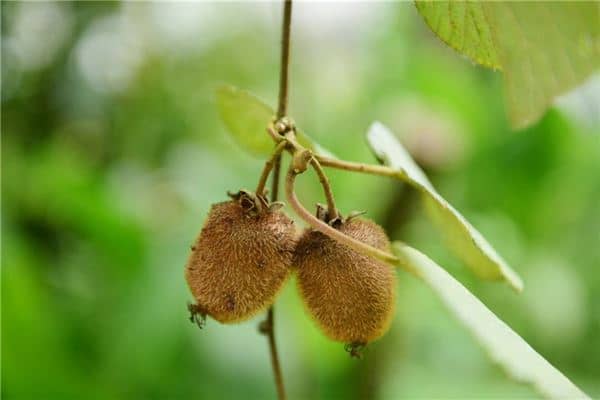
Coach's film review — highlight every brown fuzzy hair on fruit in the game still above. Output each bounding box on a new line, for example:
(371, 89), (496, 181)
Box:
(185, 190), (296, 323)
(294, 216), (396, 345)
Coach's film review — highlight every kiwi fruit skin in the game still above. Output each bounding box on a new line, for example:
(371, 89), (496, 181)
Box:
(185, 198), (296, 323)
(294, 218), (396, 344)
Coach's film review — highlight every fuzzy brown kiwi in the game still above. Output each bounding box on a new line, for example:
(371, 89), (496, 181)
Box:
(185, 190), (296, 324)
(294, 215), (396, 346)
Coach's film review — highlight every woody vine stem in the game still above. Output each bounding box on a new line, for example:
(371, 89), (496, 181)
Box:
(259, 0), (403, 398)
(259, 1), (292, 400)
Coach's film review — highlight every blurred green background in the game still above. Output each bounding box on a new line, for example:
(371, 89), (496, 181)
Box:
(2, 2), (599, 399)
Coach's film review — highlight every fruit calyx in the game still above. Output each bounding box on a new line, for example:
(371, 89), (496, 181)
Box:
(227, 189), (284, 217)
(188, 302), (207, 329)
(344, 342), (366, 359)
(315, 203), (366, 228)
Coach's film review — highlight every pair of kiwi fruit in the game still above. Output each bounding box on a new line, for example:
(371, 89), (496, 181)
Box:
(185, 190), (396, 349)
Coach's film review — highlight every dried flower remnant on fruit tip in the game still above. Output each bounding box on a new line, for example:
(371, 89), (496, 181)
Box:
(227, 189), (270, 216)
(345, 342), (366, 359)
(188, 302), (207, 329)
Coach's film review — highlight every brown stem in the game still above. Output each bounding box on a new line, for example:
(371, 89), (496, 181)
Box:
(315, 155), (408, 181)
(262, 150), (286, 400)
(309, 157), (339, 221)
(262, 2), (293, 400)
(272, 130), (339, 221)
(261, 154), (286, 400)
(264, 307), (285, 400)
(270, 155), (282, 201)
(285, 167), (398, 263)
(255, 141), (287, 197)
(277, 0), (293, 119)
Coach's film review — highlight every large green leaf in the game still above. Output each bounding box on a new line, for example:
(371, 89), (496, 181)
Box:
(368, 122), (523, 292)
(415, 1), (600, 129)
(215, 85), (275, 156)
(215, 85), (325, 157)
(392, 242), (589, 400)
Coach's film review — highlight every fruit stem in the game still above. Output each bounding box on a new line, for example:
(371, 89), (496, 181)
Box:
(309, 157), (339, 221)
(267, 125), (340, 222)
(285, 166), (398, 263)
(271, 154), (282, 201)
(256, 141), (288, 197)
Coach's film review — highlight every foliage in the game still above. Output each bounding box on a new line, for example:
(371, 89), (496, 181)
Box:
(393, 243), (587, 399)
(367, 122), (522, 291)
(415, 1), (600, 128)
(216, 85), (326, 157)
(215, 85), (275, 156)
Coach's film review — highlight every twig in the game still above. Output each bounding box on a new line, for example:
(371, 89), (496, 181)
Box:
(263, 1), (293, 400)
(277, 0), (293, 119)
(264, 146), (285, 400)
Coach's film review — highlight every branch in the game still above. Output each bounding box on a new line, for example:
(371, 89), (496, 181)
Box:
(277, 0), (293, 119)
(263, 2), (293, 400)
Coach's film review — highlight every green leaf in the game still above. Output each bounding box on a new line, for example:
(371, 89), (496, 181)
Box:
(415, 2), (501, 69)
(215, 85), (275, 156)
(367, 122), (523, 292)
(392, 242), (590, 400)
(215, 85), (327, 157)
(415, 1), (600, 129)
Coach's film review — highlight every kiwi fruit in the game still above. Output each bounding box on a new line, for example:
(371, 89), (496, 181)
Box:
(294, 215), (396, 346)
(185, 190), (296, 323)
